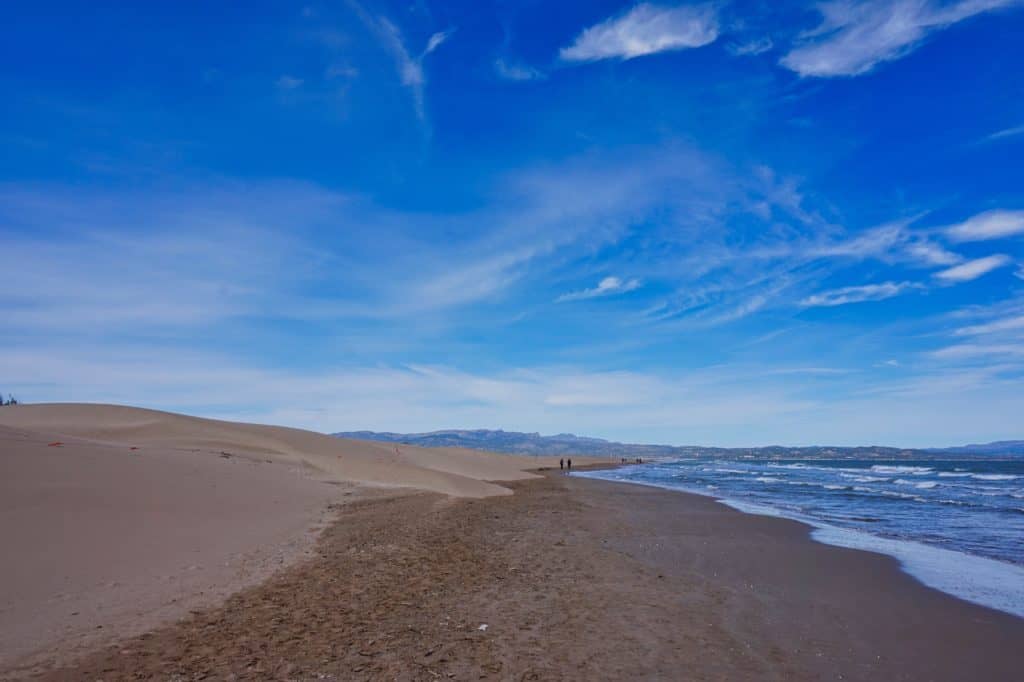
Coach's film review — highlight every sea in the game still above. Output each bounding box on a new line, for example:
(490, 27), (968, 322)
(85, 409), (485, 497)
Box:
(577, 458), (1024, 619)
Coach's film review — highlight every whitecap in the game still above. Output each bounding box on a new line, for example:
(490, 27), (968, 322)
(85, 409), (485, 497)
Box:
(841, 474), (889, 483)
(872, 465), (933, 475)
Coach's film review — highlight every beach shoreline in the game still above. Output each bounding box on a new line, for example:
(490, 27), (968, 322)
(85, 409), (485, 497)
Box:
(576, 464), (1024, 619)
(25, 471), (1024, 681)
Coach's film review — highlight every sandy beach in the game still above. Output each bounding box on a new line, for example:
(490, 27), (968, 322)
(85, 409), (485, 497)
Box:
(0, 404), (607, 677)
(6, 468), (1020, 679)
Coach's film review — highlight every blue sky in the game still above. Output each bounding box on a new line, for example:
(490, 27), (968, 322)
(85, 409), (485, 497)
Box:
(2, 1), (1023, 446)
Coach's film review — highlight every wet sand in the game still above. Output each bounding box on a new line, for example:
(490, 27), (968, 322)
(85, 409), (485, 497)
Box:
(27, 472), (1024, 681)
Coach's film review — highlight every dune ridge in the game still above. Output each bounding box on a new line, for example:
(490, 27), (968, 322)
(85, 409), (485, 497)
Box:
(0, 403), (600, 498)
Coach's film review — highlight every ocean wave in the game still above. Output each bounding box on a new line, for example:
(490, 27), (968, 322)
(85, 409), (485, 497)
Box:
(840, 474), (889, 483)
(893, 478), (939, 489)
(871, 465), (933, 475)
(972, 474), (1018, 481)
(879, 490), (927, 502)
(755, 476), (783, 483)
(808, 527), (1024, 619)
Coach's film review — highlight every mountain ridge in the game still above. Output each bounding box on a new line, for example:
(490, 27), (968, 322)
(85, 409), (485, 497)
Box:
(333, 429), (1024, 459)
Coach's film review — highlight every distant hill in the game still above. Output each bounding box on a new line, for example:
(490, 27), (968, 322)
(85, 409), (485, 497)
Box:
(926, 440), (1024, 456)
(332, 429), (1024, 460)
(335, 429), (689, 457)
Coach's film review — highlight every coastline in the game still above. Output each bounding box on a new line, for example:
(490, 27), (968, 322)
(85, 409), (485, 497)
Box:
(577, 466), (1024, 619)
(30, 471), (1024, 681)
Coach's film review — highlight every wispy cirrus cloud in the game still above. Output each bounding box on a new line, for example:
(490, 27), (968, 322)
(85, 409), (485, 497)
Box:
(726, 36), (774, 57)
(808, 217), (962, 267)
(0, 182), (341, 332)
(494, 58), (545, 81)
(945, 209), (1024, 242)
(984, 123), (1024, 142)
(931, 342), (1024, 359)
(560, 3), (719, 63)
(780, 0), (1019, 78)
(800, 281), (918, 308)
(954, 314), (1024, 336)
(934, 254), (1012, 283)
(556, 276), (642, 302)
(346, 1), (452, 122)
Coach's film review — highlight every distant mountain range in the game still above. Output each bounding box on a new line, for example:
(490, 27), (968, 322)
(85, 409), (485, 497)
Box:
(332, 429), (1024, 460)
(925, 440), (1024, 456)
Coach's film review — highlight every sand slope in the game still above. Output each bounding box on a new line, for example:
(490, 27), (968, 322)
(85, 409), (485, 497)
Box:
(0, 404), (596, 498)
(0, 404), (608, 674)
(0, 421), (342, 672)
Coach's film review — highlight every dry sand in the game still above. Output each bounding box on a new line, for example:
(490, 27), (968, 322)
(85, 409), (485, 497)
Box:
(27, 473), (1024, 681)
(0, 404), (592, 498)
(0, 404), (609, 676)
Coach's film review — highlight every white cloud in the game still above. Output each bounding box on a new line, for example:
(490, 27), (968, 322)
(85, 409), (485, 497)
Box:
(903, 239), (962, 266)
(726, 36), (774, 56)
(560, 3), (719, 63)
(808, 219), (960, 266)
(955, 314), (1024, 336)
(780, 0), (1018, 78)
(934, 254), (1012, 283)
(557, 276), (642, 302)
(931, 343), (1024, 359)
(815, 221), (906, 258)
(425, 29), (454, 55)
(494, 58), (545, 81)
(346, 1), (453, 123)
(800, 281), (917, 307)
(945, 209), (1024, 242)
(986, 123), (1024, 142)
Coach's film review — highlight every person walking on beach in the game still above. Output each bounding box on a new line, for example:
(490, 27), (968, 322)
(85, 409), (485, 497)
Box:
(560, 458), (564, 472)
(567, 458), (572, 472)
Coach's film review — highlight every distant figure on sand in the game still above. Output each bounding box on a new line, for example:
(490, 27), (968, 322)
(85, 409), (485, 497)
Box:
(560, 458), (564, 471)
(567, 458), (572, 472)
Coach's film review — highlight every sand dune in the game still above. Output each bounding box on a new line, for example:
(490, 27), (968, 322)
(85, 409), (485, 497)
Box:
(0, 403), (598, 498)
(0, 403), (609, 674)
